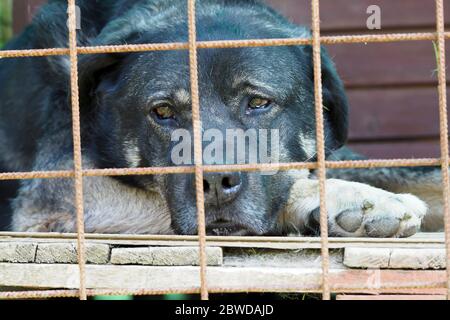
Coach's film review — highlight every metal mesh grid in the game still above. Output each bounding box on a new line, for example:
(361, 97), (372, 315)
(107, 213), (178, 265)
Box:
(0, 0), (448, 300)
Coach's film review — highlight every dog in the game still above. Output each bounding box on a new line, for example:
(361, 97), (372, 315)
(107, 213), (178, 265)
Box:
(0, 0), (443, 237)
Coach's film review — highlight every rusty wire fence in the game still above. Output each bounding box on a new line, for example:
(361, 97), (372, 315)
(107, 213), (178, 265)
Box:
(0, 0), (449, 300)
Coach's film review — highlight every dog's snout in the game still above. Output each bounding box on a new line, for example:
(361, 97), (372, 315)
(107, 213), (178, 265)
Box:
(203, 172), (242, 206)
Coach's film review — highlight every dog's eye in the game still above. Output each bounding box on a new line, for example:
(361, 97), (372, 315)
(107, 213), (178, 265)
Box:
(246, 97), (273, 115)
(151, 104), (176, 121)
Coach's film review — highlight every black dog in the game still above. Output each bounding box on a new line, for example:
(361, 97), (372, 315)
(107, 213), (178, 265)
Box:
(0, 0), (437, 237)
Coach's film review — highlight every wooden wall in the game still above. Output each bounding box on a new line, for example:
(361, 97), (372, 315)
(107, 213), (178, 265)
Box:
(11, 0), (450, 159)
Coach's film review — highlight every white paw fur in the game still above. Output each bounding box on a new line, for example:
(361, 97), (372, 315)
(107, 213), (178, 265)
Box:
(284, 179), (427, 238)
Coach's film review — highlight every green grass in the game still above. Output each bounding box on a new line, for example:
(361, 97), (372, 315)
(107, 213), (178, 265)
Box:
(0, 0), (13, 48)
(432, 41), (441, 77)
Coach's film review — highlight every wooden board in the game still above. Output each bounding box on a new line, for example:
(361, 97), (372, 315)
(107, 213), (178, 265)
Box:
(344, 247), (446, 269)
(326, 42), (447, 87)
(347, 87), (445, 141)
(0, 263), (446, 294)
(267, 0), (450, 32)
(0, 232), (445, 249)
(12, 0), (43, 34)
(348, 140), (441, 159)
(0, 234), (447, 295)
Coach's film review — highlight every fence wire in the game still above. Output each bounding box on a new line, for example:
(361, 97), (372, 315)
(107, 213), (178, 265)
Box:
(0, 0), (448, 300)
(435, 0), (450, 299)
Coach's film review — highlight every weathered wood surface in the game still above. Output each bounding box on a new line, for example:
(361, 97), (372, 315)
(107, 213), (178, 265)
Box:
(110, 247), (223, 266)
(0, 242), (36, 263)
(35, 243), (110, 265)
(344, 248), (391, 269)
(0, 242), (224, 266)
(0, 234), (447, 294)
(0, 232), (444, 249)
(344, 247), (446, 269)
(0, 263), (446, 294)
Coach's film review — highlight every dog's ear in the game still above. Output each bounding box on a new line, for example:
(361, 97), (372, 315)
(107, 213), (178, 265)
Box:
(29, 1), (130, 111)
(77, 53), (125, 111)
(320, 47), (349, 151)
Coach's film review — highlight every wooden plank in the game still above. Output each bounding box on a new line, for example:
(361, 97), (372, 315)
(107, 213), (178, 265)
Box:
(347, 87), (445, 141)
(344, 248), (446, 269)
(110, 247), (223, 266)
(223, 248), (345, 269)
(0, 263), (325, 291)
(344, 248), (390, 268)
(331, 269), (446, 294)
(326, 41), (449, 87)
(0, 231), (442, 240)
(35, 243), (110, 265)
(0, 263), (445, 294)
(336, 294), (446, 300)
(266, 0), (450, 32)
(1, 238), (444, 250)
(12, 0), (45, 34)
(389, 249), (446, 269)
(348, 140), (440, 159)
(0, 233), (445, 250)
(0, 242), (36, 263)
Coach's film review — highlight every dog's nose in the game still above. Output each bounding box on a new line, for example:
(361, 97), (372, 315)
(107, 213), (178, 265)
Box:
(203, 172), (242, 206)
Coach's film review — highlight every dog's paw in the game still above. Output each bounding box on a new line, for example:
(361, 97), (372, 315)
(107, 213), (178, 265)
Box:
(321, 192), (425, 238)
(286, 179), (427, 238)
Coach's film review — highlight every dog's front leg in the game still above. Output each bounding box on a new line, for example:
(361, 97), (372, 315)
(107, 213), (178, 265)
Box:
(282, 179), (427, 237)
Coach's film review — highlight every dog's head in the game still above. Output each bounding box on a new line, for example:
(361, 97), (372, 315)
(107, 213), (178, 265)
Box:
(74, 0), (348, 235)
